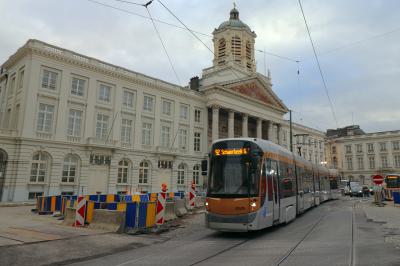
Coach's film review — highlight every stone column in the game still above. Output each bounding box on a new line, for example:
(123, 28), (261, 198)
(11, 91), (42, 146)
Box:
(276, 123), (281, 145)
(267, 121), (274, 141)
(212, 105), (219, 141)
(256, 118), (262, 139)
(228, 110), (234, 138)
(242, 114), (248, 137)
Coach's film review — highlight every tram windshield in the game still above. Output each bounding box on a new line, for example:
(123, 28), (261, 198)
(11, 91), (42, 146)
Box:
(208, 141), (261, 198)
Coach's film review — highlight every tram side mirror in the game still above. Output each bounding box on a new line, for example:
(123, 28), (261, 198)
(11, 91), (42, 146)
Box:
(201, 160), (207, 176)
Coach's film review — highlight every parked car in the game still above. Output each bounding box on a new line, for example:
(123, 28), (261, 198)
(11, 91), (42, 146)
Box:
(350, 185), (363, 197)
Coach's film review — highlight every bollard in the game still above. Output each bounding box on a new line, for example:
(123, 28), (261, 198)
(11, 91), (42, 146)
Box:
(156, 183), (167, 225)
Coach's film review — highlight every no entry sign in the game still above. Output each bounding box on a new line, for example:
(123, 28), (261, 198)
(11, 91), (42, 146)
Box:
(372, 175), (384, 185)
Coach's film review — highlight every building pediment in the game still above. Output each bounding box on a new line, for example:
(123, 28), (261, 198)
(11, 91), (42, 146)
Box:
(220, 76), (288, 113)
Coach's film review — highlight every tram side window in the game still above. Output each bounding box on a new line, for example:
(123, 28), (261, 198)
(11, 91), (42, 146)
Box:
(330, 178), (338, 189)
(265, 159), (273, 201)
(279, 161), (295, 198)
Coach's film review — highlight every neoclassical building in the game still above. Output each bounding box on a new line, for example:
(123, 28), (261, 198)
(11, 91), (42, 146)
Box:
(0, 7), (326, 202)
(325, 125), (400, 185)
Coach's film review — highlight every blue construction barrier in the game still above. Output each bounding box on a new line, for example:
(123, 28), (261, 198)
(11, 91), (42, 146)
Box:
(107, 203), (118, 210)
(125, 202), (137, 228)
(393, 192), (400, 204)
(138, 202), (148, 228)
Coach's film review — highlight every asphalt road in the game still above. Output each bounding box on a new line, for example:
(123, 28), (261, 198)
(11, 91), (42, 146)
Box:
(69, 198), (400, 266)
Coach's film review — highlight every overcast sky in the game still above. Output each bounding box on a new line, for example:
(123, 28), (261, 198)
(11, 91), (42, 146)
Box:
(1, 0), (399, 133)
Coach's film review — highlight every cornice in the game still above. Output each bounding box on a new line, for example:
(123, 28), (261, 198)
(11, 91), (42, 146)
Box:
(3, 40), (207, 103)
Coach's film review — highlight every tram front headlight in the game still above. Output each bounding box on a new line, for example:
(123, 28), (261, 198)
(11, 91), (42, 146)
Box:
(205, 199), (209, 210)
(250, 202), (257, 207)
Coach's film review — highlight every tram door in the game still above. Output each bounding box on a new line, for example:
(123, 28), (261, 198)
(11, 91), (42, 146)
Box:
(271, 160), (280, 222)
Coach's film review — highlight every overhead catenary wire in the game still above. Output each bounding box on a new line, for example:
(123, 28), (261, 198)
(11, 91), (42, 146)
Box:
(88, 0), (298, 64)
(144, 2), (181, 85)
(298, 0), (339, 128)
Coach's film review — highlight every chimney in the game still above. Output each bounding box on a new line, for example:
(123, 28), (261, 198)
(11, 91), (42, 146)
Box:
(190, 76), (200, 91)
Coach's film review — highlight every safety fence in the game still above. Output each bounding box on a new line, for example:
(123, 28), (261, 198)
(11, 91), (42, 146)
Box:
(35, 191), (193, 231)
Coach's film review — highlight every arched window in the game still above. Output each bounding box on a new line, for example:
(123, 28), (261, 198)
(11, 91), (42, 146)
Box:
(118, 159), (130, 184)
(218, 38), (226, 58)
(193, 165), (200, 185)
(62, 154), (79, 183)
(30, 152), (50, 183)
(177, 163), (186, 185)
(139, 161), (150, 184)
(231, 36), (241, 62)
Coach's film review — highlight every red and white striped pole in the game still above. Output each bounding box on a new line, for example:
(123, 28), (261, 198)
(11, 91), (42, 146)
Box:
(74, 195), (86, 227)
(189, 181), (196, 209)
(156, 183), (167, 225)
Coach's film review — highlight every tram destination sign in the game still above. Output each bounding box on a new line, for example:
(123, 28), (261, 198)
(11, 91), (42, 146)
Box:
(372, 174), (384, 185)
(214, 148), (249, 156)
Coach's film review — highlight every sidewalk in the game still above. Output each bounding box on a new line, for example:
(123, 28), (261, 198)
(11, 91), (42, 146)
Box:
(361, 200), (400, 249)
(362, 201), (400, 230)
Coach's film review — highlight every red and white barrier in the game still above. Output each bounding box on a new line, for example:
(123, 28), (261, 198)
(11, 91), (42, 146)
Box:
(189, 182), (196, 208)
(156, 184), (167, 225)
(74, 196), (86, 227)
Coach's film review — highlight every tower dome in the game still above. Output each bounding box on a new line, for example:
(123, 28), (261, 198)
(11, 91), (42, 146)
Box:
(212, 5), (257, 73)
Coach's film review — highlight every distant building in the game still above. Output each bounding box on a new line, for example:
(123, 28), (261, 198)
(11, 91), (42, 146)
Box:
(0, 7), (325, 202)
(326, 125), (400, 185)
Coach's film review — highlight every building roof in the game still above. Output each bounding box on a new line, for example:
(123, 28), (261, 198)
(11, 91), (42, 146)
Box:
(217, 7), (252, 32)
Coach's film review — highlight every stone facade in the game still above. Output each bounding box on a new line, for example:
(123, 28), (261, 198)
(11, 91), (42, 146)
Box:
(0, 8), (326, 202)
(326, 127), (400, 185)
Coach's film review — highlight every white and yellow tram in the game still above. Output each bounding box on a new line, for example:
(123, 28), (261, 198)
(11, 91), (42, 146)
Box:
(205, 138), (339, 232)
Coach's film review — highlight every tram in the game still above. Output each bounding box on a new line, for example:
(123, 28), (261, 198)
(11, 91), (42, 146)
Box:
(205, 138), (336, 232)
(384, 174), (400, 200)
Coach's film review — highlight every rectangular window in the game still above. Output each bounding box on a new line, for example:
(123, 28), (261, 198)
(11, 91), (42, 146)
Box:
(95, 114), (109, 139)
(8, 75), (16, 96)
(345, 145), (352, 153)
(123, 90), (134, 108)
(162, 100), (172, 116)
(18, 70), (24, 90)
(160, 125), (170, 147)
(71, 77), (85, 97)
(41, 69), (58, 90)
(394, 155), (400, 168)
(37, 103), (54, 132)
(194, 109), (201, 123)
(368, 157), (375, 169)
(367, 143), (374, 152)
(393, 141), (400, 151)
(357, 157), (364, 169)
(98, 84), (111, 102)
(121, 119), (132, 143)
(381, 156), (388, 168)
(143, 95), (154, 112)
(67, 109), (82, 137)
(346, 157), (353, 170)
(332, 146), (336, 154)
(142, 122), (152, 145)
(194, 132), (201, 152)
(356, 144), (362, 153)
(28, 192), (43, 200)
(380, 142), (387, 152)
(180, 104), (189, 120)
(179, 129), (188, 150)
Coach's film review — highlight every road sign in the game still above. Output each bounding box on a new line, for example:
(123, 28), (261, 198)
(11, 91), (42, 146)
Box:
(372, 174), (384, 185)
(74, 196), (86, 227)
